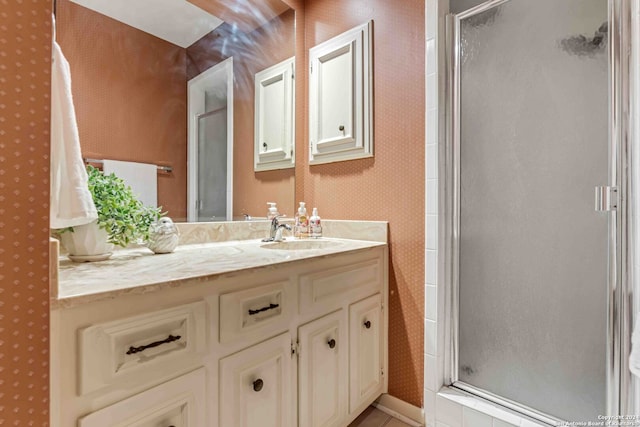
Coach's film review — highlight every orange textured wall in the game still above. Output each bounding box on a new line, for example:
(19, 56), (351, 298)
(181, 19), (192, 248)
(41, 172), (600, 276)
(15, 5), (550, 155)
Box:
(0, 0), (52, 424)
(187, 9), (296, 218)
(56, 0), (188, 220)
(302, 0), (425, 406)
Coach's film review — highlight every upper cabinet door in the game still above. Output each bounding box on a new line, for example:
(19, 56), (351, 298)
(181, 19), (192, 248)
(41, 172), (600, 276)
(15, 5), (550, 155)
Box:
(254, 57), (295, 172)
(309, 21), (373, 165)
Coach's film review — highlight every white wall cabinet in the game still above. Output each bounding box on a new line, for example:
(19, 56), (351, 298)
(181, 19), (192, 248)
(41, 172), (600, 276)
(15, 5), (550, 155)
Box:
(309, 21), (373, 165)
(254, 57), (295, 171)
(51, 246), (387, 427)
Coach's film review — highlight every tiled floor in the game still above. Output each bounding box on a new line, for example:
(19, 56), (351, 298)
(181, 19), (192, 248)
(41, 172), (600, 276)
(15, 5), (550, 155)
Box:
(348, 406), (415, 427)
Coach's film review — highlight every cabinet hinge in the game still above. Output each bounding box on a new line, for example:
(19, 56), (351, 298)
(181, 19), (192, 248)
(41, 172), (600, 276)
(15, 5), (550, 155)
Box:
(381, 368), (384, 377)
(310, 64), (313, 74)
(291, 340), (299, 358)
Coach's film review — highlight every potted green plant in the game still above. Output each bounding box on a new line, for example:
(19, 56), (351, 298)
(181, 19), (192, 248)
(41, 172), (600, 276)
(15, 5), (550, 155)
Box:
(60, 166), (163, 261)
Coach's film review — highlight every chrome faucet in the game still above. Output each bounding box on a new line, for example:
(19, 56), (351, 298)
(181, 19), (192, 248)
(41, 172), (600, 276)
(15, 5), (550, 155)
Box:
(262, 216), (291, 242)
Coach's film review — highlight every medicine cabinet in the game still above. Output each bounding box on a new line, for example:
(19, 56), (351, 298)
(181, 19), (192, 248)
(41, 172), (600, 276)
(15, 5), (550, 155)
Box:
(308, 21), (373, 165)
(254, 57), (296, 172)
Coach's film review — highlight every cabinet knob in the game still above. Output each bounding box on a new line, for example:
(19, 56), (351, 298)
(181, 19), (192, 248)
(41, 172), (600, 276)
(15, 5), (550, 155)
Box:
(253, 378), (264, 392)
(338, 125), (345, 131)
(328, 338), (336, 349)
(262, 142), (268, 151)
(364, 320), (372, 329)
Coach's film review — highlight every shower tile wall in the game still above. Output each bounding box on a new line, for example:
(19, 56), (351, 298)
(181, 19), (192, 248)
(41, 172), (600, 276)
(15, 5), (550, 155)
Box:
(424, 0), (441, 425)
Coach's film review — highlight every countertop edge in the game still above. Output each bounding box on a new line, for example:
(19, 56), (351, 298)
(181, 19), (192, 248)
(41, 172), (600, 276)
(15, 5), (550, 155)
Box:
(52, 240), (387, 310)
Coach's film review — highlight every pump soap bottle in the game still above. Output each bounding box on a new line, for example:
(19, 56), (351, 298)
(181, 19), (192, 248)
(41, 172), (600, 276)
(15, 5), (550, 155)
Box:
(309, 207), (322, 238)
(267, 202), (279, 220)
(294, 202), (308, 238)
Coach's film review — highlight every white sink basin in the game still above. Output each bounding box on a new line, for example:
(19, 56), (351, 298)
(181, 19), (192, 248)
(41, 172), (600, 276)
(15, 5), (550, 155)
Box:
(260, 239), (340, 250)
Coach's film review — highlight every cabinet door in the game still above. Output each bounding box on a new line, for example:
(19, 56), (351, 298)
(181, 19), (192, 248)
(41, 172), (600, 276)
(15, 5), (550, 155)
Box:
(298, 310), (348, 427)
(254, 57), (295, 171)
(349, 293), (383, 413)
(78, 368), (206, 427)
(308, 21), (372, 165)
(219, 332), (293, 427)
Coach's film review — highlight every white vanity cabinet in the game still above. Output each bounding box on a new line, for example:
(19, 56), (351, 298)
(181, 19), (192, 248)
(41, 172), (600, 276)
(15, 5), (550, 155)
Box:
(77, 368), (207, 427)
(298, 310), (348, 427)
(219, 333), (294, 427)
(349, 294), (384, 413)
(51, 244), (387, 427)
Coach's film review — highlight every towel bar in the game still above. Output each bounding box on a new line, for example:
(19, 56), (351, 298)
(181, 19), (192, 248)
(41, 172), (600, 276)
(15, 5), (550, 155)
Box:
(84, 158), (172, 174)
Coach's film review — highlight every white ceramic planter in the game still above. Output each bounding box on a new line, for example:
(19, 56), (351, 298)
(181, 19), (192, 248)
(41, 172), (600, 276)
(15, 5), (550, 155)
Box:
(59, 221), (114, 262)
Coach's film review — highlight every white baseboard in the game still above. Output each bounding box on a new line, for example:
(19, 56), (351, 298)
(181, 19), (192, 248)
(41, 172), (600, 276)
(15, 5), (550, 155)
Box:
(374, 394), (424, 427)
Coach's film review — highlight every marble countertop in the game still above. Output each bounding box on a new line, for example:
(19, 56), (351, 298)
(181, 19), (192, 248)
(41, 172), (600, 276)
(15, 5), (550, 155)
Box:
(54, 238), (386, 308)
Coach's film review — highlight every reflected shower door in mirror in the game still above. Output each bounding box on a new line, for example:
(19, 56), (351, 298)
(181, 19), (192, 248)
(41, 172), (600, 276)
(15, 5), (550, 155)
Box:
(55, 0), (296, 222)
(189, 58), (234, 222)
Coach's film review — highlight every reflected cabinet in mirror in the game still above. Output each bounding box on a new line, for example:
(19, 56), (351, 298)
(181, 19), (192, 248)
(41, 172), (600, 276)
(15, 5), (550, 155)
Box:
(55, 0), (296, 222)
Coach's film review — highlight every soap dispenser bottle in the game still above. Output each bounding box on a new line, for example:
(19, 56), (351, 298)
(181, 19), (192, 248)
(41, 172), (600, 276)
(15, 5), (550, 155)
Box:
(309, 207), (322, 238)
(294, 202), (308, 238)
(267, 202), (279, 220)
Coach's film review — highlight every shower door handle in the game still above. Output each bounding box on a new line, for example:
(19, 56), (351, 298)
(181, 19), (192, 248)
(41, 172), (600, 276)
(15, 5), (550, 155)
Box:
(595, 186), (618, 212)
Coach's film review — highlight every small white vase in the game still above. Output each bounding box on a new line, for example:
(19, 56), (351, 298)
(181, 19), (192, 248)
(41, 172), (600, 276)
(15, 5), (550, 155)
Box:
(59, 221), (114, 262)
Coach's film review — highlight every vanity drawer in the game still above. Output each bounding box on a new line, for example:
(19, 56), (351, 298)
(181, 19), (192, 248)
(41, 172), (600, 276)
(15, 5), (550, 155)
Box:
(219, 280), (293, 345)
(79, 301), (207, 395)
(299, 256), (383, 317)
(78, 367), (206, 427)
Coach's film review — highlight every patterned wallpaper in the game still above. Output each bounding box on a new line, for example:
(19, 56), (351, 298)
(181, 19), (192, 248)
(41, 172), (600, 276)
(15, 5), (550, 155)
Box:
(0, 0), (52, 424)
(302, 0), (426, 407)
(0, 0), (423, 423)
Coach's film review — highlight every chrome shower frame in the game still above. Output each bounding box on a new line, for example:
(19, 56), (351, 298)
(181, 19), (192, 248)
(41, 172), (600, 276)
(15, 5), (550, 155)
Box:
(442, 0), (634, 422)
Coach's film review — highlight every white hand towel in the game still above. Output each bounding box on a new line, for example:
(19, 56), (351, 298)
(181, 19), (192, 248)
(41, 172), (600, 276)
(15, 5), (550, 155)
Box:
(50, 41), (98, 229)
(102, 160), (158, 208)
(630, 315), (640, 378)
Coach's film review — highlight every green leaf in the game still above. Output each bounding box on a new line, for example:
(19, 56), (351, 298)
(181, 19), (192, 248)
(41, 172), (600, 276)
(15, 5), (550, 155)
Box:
(83, 165), (164, 248)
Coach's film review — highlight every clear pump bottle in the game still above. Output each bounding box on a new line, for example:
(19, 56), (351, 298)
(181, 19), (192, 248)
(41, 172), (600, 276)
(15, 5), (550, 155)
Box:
(294, 202), (308, 238)
(309, 207), (322, 238)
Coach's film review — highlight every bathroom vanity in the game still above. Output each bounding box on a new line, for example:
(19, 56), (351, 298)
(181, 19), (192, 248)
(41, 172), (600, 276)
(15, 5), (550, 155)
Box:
(50, 221), (388, 427)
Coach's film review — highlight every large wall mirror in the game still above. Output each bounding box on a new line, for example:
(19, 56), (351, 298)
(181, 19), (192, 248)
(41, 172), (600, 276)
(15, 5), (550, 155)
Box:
(55, 0), (296, 222)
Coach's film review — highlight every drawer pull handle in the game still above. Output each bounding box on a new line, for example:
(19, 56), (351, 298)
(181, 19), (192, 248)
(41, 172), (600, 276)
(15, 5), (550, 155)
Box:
(248, 303), (280, 316)
(364, 320), (372, 329)
(328, 339), (336, 349)
(253, 378), (264, 392)
(126, 334), (182, 355)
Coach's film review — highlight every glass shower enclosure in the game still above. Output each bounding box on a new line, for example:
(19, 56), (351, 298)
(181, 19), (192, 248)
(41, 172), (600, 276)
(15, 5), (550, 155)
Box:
(445, 0), (632, 422)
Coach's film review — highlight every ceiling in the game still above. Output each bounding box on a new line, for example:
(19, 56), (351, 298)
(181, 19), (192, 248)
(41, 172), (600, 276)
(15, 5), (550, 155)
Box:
(69, 0), (224, 48)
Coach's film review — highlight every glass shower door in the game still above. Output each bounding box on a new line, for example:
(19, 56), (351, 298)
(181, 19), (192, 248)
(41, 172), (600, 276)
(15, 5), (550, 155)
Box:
(450, 0), (610, 422)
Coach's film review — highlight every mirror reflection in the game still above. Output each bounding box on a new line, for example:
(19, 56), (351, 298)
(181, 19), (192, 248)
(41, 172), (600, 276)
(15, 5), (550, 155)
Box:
(55, 0), (295, 222)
